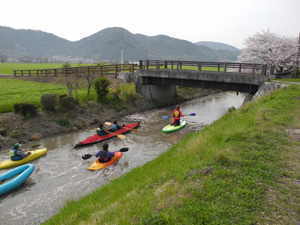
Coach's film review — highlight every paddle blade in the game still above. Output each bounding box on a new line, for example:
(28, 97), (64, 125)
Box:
(119, 147), (129, 152)
(82, 154), (93, 160)
(117, 134), (126, 140)
(162, 115), (170, 120)
(189, 113), (196, 116)
(104, 121), (112, 126)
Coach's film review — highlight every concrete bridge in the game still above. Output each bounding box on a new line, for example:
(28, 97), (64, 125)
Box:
(133, 60), (269, 105)
(13, 60), (270, 105)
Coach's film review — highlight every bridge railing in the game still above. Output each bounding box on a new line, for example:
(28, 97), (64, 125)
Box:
(138, 60), (267, 76)
(13, 60), (268, 77)
(13, 64), (138, 77)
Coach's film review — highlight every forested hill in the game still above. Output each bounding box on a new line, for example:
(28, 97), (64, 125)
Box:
(0, 26), (240, 62)
(195, 41), (240, 61)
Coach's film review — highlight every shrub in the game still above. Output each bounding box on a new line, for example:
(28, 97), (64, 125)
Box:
(41, 94), (58, 112)
(118, 83), (138, 104)
(14, 103), (38, 118)
(55, 119), (71, 127)
(228, 106), (236, 113)
(59, 95), (78, 112)
(94, 77), (111, 103)
(109, 88), (122, 104)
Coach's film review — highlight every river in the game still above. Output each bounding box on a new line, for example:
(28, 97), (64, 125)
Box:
(0, 91), (245, 225)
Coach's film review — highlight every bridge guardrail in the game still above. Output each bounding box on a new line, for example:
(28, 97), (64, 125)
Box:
(138, 60), (267, 76)
(13, 60), (268, 77)
(13, 64), (138, 77)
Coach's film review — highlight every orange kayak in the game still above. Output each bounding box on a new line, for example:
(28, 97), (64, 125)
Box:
(87, 152), (123, 171)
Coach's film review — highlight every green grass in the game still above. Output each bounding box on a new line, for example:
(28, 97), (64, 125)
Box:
(0, 79), (138, 113)
(0, 79), (68, 112)
(274, 78), (300, 82)
(0, 63), (94, 75)
(149, 65), (224, 72)
(42, 85), (300, 225)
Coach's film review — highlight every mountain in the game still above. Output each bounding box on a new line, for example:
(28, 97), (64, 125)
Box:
(75, 28), (218, 61)
(195, 41), (240, 61)
(0, 26), (240, 62)
(195, 41), (239, 51)
(0, 26), (73, 58)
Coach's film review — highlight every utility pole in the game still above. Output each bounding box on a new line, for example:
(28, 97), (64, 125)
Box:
(296, 32), (300, 75)
(121, 49), (124, 64)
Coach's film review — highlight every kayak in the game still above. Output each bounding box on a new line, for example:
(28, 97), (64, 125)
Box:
(0, 163), (35, 195)
(74, 122), (140, 148)
(87, 152), (123, 171)
(161, 120), (187, 133)
(0, 148), (47, 169)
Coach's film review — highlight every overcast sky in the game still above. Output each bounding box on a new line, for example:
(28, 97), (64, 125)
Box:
(0, 0), (299, 48)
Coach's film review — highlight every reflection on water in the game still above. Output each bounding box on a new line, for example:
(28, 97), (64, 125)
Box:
(0, 92), (245, 225)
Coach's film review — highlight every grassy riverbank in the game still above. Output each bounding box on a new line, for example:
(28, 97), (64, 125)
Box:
(43, 85), (300, 225)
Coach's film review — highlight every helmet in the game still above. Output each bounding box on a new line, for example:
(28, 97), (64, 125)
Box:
(13, 143), (21, 149)
(103, 143), (109, 151)
(96, 128), (100, 131)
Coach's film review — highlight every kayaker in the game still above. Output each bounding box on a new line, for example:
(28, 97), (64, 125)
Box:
(171, 105), (183, 126)
(95, 143), (114, 163)
(109, 121), (121, 132)
(10, 143), (30, 161)
(96, 123), (108, 136)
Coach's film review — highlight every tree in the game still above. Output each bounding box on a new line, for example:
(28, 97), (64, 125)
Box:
(85, 72), (95, 99)
(94, 77), (111, 103)
(61, 63), (81, 98)
(0, 55), (8, 63)
(239, 31), (298, 72)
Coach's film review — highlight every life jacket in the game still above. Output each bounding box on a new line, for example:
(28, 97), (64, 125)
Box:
(172, 109), (182, 120)
(97, 129), (107, 136)
(97, 151), (114, 162)
(9, 149), (16, 157)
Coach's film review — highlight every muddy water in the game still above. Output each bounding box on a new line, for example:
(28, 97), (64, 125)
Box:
(0, 92), (245, 225)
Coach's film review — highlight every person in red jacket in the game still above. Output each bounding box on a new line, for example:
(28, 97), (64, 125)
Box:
(171, 105), (183, 126)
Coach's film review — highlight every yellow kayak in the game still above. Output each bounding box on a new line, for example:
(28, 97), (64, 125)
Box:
(0, 148), (47, 169)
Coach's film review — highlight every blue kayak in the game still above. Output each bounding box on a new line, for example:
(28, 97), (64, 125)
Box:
(0, 163), (35, 195)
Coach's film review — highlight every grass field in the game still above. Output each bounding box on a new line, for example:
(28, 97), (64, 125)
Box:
(43, 85), (300, 225)
(148, 65), (225, 71)
(0, 78), (137, 113)
(0, 63), (94, 75)
(274, 78), (300, 82)
(0, 79), (69, 112)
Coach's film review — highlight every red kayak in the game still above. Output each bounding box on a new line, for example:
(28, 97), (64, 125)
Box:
(74, 122), (140, 148)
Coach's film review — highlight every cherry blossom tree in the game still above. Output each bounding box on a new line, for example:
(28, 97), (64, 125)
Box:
(239, 31), (298, 73)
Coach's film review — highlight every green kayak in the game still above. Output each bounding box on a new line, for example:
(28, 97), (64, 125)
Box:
(161, 120), (187, 133)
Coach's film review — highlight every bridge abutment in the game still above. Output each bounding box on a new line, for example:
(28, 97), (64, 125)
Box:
(136, 76), (177, 105)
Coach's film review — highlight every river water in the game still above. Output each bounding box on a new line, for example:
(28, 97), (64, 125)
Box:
(0, 92), (245, 225)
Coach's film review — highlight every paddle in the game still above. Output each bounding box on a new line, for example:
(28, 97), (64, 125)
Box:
(161, 113), (196, 120)
(82, 147), (129, 160)
(95, 126), (126, 140)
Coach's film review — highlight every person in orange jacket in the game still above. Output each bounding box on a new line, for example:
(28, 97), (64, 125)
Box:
(171, 105), (183, 126)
